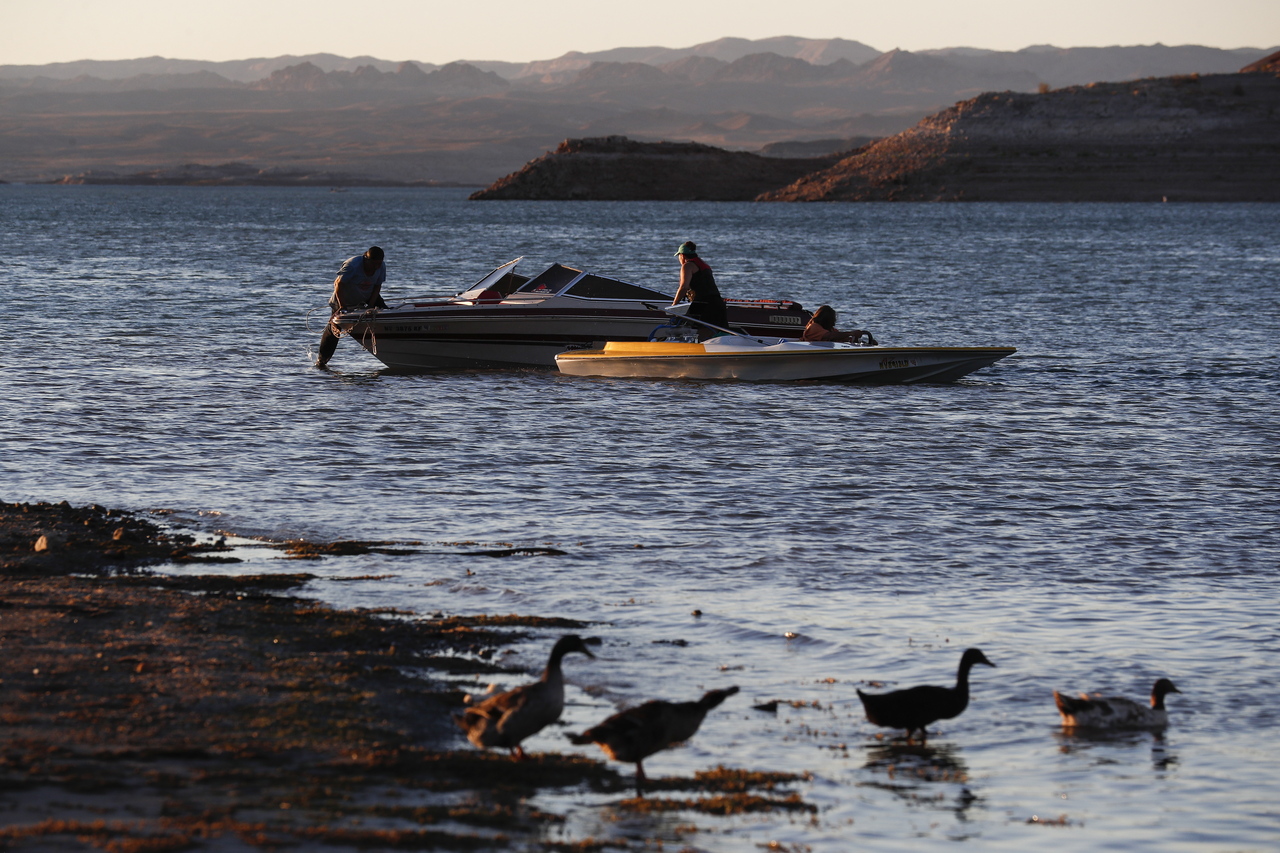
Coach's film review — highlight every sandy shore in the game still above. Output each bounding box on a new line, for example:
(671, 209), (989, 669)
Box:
(0, 500), (810, 851)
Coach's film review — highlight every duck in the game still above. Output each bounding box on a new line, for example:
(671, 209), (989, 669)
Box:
(568, 685), (739, 795)
(1054, 678), (1181, 729)
(857, 648), (996, 743)
(453, 634), (594, 759)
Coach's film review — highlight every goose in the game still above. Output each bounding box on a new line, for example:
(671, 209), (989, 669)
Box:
(1054, 678), (1181, 729)
(453, 634), (594, 759)
(857, 648), (995, 743)
(568, 686), (739, 795)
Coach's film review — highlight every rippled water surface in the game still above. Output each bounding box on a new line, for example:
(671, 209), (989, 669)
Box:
(3, 186), (1279, 851)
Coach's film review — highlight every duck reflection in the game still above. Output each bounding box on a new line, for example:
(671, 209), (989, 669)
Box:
(1150, 734), (1179, 772)
(861, 741), (980, 819)
(1052, 728), (1179, 772)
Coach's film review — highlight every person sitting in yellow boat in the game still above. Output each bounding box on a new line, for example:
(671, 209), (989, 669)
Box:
(802, 305), (877, 345)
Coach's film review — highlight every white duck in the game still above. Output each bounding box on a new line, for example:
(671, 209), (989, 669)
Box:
(453, 634), (594, 759)
(1054, 678), (1182, 729)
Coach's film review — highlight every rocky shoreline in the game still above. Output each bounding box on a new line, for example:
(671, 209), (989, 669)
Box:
(0, 500), (809, 850)
(48, 163), (469, 187)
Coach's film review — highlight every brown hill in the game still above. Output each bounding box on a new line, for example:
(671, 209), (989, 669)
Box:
(850, 49), (1041, 97)
(760, 72), (1280, 201)
(469, 135), (845, 200)
(709, 52), (834, 83)
(572, 61), (672, 88)
(4, 70), (241, 93)
(1241, 50), (1280, 73)
(660, 55), (729, 83)
(248, 60), (507, 95)
(250, 61), (331, 91)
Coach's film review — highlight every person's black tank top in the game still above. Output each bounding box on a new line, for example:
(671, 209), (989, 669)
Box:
(688, 258), (721, 304)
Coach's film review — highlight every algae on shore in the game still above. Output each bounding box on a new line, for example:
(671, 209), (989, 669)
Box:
(0, 501), (814, 851)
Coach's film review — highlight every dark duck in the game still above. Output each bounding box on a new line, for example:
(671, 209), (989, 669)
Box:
(453, 634), (594, 759)
(568, 686), (739, 795)
(857, 648), (996, 743)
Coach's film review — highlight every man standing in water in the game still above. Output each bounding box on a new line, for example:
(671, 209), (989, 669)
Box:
(315, 246), (387, 368)
(671, 241), (728, 340)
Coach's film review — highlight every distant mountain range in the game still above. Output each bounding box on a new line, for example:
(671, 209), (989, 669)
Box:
(1, 37), (1276, 185)
(1, 37), (1267, 85)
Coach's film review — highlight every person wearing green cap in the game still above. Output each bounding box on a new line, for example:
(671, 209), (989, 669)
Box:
(671, 241), (728, 340)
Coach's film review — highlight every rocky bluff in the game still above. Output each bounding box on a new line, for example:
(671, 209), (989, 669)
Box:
(764, 71), (1280, 201)
(473, 70), (1280, 202)
(468, 136), (848, 200)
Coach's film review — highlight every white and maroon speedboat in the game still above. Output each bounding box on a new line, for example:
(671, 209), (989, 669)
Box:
(329, 258), (810, 369)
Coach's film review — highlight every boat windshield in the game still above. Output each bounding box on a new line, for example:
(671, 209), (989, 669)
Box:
(463, 257), (524, 296)
(516, 264), (582, 295)
(565, 274), (669, 301)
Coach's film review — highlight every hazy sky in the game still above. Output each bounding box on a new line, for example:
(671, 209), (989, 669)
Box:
(6, 0), (1279, 66)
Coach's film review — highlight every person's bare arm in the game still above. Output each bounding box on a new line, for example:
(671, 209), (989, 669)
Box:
(672, 262), (694, 305)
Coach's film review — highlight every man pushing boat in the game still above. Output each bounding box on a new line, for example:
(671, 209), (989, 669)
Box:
(315, 246), (388, 368)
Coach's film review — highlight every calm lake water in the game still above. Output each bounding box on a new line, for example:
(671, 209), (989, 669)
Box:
(2, 185), (1279, 851)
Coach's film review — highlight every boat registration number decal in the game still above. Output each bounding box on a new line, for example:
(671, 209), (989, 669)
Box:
(386, 324), (427, 332)
(879, 357), (918, 370)
(769, 315), (803, 325)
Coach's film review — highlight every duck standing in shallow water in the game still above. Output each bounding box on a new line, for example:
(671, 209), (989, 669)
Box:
(1054, 678), (1181, 729)
(453, 635), (594, 759)
(568, 686), (739, 795)
(857, 648), (996, 744)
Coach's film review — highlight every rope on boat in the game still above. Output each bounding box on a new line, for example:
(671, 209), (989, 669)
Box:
(305, 305), (328, 335)
(356, 307), (380, 355)
(305, 305), (381, 355)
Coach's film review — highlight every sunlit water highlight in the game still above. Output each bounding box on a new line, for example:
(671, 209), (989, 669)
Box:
(2, 186), (1278, 850)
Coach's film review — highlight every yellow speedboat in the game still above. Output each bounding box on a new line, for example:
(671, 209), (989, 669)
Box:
(555, 336), (1016, 383)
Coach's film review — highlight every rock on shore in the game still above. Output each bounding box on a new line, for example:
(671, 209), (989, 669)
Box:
(469, 135), (848, 200)
(760, 71), (1280, 201)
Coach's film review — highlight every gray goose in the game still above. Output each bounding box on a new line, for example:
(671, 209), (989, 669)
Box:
(569, 686), (739, 795)
(453, 634), (594, 759)
(857, 648), (995, 743)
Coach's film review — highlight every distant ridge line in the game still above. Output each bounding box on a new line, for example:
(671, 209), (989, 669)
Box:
(3, 38), (1275, 83)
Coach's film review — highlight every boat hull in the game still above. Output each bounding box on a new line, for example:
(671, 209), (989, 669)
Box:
(555, 341), (1017, 383)
(336, 303), (809, 370)
(339, 308), (665, 369)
